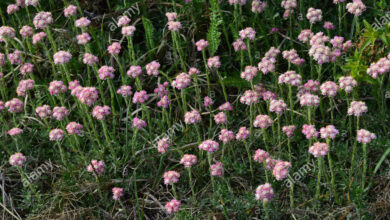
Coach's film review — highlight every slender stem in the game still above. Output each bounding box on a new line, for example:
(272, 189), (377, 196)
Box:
(362, 143), (367, 190)
(315, 157), (323, 200)
(244, 140), (254, 179)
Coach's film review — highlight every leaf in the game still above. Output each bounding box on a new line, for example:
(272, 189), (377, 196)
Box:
(207, 0), (222, 56)
(142, 16), (155, 52)
(374, 147), (390, 174)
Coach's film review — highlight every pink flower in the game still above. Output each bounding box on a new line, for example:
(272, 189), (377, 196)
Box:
(240, 90), (260, 105)
(320, 125), (339, 139)
(49, 129), (65, 141)
(278, 70), (302, 86)
(33, 12), (53, 29)
(66, 122), (83, 135)
(367, 57), (390, 79)
(165, 12), (177, 21)
(76, 33), (91, 45)
(19, 25), (33, 38)
(357, 129), (376, 144)
(172, 73), (191, 90)
(83, 53), (98, 66)
(64, 4), (77, 17)
(281, 0), (297, 10)
(16, 79), (34, 96)
(36, 105), (52, 119)
(77, 87), (99, 106)
(154, 82), (170, 98)
(323, 21), (335, 30)
(146, 61), (160, 76)
(180, 154), (197, 167)
(254, 114), (273, 129)
(339, 76), (357, 93)
(255, 183), (274, 202)
(309, 142), (329, 157)
(302, 79), (319, 93)
(298, 29), (313, 43)
(0, 101), (4, 111)
(210, 161), (223, 177)
(204, 96), (213, 107)
(302, 124), (319, 139)
(188, 67), (200, 76)
(132, 90), (149, 104)
(157, 137), (169, 154)
(239, 27), (256, 40)
(219, 129), (234, 144)
(269, 99), (287, 115)
(127, 65), (142, 77)
(108, 42), (121, 55)
(0, 26), (16, 42)
(306, 8), (322, 24)
(258, 57), (276, 74)
(8, 128), (23, 136)
(9, 153), (26, 167)
(195, 39), (208, 51)
(87, 160), (105, 175)
(157, 96), (170, 108)
(117, 16), (131, 27)
(348, 101), (367, 117)
(184, 110), (201, 124)
(253, 149), (269, 163)
(251, 0), (267, 13)
(214, 112), (227, 124)
(282, 49), (305, 66)
(241, 66), (258, 81)
(122, 25), (136, 36)
(228, 0), (246, 5)
(218, 102), (233, 111)
(236, 127), (250, 140)
(273, 161), (291, 180)
(333, 0), (345, 4)
(168, 21), (182, 31)
(320, 81), (339, 97)
(20, 63), (34, 75)
(8, 50), (22, 65)
(282, 125), (296, 137)
(117, 85), (132, 97)
(262, 91), (277, 101)
(265, 158), (278, 170)
(53, 106), (69, 121)
(163, 171), (180, 185)
(199, 140), (219, 153)
(346, 0), (366, 16)
(98, 66), (115, 80)
(53, 51), (72, 65)
(165, 199), (181, 214)
(132, 117), (147, 130)
(299, 93), (320, 107)
(5, 98), (23, 113)
(112, 187), (123, 200)
(92, 106), (111, 120)
(310, 32), (329, 46)
(49, 80), (67, 95)
(233, 38), (247, 51)
(68, 80), (80, 91)
(207, 56), (221, 69)
(75, 17), (91, 28)
(309, 44), (331, 65)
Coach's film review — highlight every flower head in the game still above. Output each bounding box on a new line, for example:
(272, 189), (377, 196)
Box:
(112, 187), (123, 200)
(210, 161), (223, 177)
(357, 129), (376, 144)
(199, 140), (219, 153)
(87, 160), (105, 175)
(180, 154), (197, 167)
(165, 199), (181, 214)
(309, 142), (329, 157)
(9, 153), (26, 167)
(163, 171), (180, 185)
(255, 183), (274, 203)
